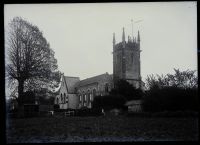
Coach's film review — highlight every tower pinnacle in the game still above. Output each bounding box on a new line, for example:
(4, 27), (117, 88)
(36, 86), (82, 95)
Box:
(122, 27), (125, 42)
(122, 27), (125, 48)
(137, 30), (140, 42)
(113, 33), (116, 45)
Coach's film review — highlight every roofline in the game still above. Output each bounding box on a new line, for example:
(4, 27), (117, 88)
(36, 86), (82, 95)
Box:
(62, 75), (69, 93)
(80, 72), (110, 81)
(64, 76), (80, 79)
(62, 75), (80, 94)
(78, 82), (98, 88)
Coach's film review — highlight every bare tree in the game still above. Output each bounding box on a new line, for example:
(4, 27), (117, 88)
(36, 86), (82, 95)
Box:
(5, 17), (60, 106)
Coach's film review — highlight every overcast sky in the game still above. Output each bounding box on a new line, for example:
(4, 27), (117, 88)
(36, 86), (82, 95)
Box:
(4, 2), (197, 81)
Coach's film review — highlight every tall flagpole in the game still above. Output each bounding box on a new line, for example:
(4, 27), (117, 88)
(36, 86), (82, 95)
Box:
(131, 19), (133, 40)
(131, 19), (143, 41)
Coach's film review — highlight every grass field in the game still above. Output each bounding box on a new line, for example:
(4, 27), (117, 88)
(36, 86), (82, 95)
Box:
(6, 115), (198, 143)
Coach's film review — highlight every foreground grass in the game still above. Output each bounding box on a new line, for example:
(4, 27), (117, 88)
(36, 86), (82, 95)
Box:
(6, 115), (198, 143)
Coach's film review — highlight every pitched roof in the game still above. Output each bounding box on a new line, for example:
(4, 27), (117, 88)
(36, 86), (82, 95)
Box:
(77, 73), (112, 87)
(64, 76), (80, 94)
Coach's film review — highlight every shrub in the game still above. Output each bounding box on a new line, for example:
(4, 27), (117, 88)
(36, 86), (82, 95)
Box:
(92, 94), (127, 111)
(110, 79), (144, 100)
(21, 91), (36, 104)
(143, 86), (198, 112)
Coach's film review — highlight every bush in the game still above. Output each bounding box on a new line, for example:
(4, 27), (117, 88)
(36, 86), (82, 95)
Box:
(21, 91), (36, 104)
(111, 79), (144, 100)
(53, 104), (60, 110)
(92, 94), (127, 111)
(39, 96), (55, 105)
(143, 87), (198, 112)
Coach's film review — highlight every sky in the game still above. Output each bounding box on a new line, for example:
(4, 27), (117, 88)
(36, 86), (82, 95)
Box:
(4, 2), (197, 82)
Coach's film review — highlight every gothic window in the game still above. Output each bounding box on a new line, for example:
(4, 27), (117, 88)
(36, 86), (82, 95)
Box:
(87, 90), (90, 106)
(93, 89), (96, 97)
(61, 94), (63, 103)
(83, 93), (86, 106)
(64, 93), (66, 103)
(90, 94), (93, 101)
(79, 95), (82, 101)
(89, 101), (92, 108)
(79, 95), (82, 107)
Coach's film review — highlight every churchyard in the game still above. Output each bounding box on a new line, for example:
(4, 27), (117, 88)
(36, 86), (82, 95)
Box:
(6, 113), (198, 143)
(5, 4), (198, 143)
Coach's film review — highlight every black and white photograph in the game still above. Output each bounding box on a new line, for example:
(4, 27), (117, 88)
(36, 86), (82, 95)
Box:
(4, 2), (198, 143)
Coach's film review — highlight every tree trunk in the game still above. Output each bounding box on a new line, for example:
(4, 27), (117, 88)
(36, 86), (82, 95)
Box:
(17, 79), (24, 107)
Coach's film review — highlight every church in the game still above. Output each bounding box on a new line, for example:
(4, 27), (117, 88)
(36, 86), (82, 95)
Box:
(55, 27), (144, 109)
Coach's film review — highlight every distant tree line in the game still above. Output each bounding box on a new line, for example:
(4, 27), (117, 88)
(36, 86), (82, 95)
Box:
(143, 69), (198, 112)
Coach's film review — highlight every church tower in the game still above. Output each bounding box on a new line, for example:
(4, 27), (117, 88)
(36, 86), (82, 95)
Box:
(113, 28), (142, 88)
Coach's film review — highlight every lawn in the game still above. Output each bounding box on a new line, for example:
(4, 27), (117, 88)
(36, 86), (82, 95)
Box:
(6, 115), (198, 143)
